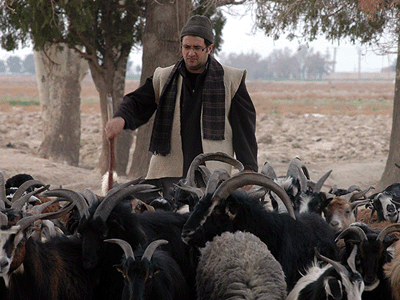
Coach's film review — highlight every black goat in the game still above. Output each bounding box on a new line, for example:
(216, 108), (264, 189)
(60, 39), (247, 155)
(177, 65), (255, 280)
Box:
(336, 222), (400, 300)
(43, 183), (197, 300)
(0, 200), (95, 300)
(105, 238), (190, 300)
(182, 172), (338, 291)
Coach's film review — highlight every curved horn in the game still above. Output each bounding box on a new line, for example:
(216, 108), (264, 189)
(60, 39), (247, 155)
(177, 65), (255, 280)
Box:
(204, 168), (231, 196)
(287, 157), (309, 192)
(104, 238), (134, 259)
(377, 223), (400, 242)
(11, 180), (46, 202)
(12, 185), (50, 211)
(0, 172), (7, 209)
(335, 225), (367, 243)
(79, 189), (99, 207)
(314, 247), (349, 276)
(15, 201), (75, 232)
(186, 152), (244, 187)
(260, 162), (277, 180)
(313, 170), (332, 193)
(350, 199), (371, 211)
(40, 188), (90, 219)
(212, 172), (295, 219)
(142, 239), (169, 261)
(0, 211), (8, 227)
(174, 184), (204, 200)
(347, 245), (359, 273)
(93, 184), (158, 222)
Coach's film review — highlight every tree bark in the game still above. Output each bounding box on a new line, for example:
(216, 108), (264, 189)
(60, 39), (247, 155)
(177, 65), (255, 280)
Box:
(377, 35), (400, 190)
(35, 45), (88, 166)
(128, 0), (191, 178)
(92, 48), (132, 176)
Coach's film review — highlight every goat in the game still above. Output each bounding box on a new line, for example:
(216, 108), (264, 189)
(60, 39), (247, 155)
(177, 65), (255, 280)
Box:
(196, 231), (287, 300)
(262, 158), (332, 214)
(384, 240), (400, 300)
(287, 245), (364, 300)
(105, 238), (190, 300)
(42, 183), (197, 300)
(182, 172), (338, 291)
(0, 199), (95, 300)
(368, 185), (400, 222)
(323, 195), (371, 233)
(335, 222), (400, 300)
(174, 152), (244, 211)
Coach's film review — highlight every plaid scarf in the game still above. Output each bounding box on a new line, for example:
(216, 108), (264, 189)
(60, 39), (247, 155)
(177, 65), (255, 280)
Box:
(149, 56), (225, 155)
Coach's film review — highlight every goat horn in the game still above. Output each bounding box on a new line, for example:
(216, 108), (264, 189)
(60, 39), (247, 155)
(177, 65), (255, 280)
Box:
(11, 180), (46, 202)
(347, 245), (358, 273)
(0, 172), (7, 209)
(186, 152), (244, 187)
(287, 157), (309, 192)
(142, 239), (169, 261)
(93, 184), (158, 222)
(377, 223), (400, 242)
(12, 185), (50, 211)
(0, 211), (7, 226)
(204, 168), (231, 196)
(335, 225), (367, 243)
(260, 162), (277, 179)
(79, 189), (99, 207)
(350, 199), (371, 211)
(212, 172), (295, 219)
(104, 238), (134, 259)
(15, 201), (75, 232)
(41, 189), (90, 219)
(313, 170), (332, 193)
(174, 184), (205, 200)
(314, 247), (349, 276)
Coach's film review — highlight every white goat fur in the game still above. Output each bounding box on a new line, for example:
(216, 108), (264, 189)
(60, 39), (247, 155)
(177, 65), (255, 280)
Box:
(196, 231), (287, 300)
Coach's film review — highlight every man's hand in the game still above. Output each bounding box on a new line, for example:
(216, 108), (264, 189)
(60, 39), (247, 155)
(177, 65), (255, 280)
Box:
(105, 117), (125, 140)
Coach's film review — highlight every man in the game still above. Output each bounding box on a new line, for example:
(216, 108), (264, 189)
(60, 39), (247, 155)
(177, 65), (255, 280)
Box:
(105, 15), (257, 198)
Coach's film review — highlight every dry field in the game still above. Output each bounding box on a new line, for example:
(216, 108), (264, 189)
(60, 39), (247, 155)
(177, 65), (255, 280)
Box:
(0, 75), (395, 194)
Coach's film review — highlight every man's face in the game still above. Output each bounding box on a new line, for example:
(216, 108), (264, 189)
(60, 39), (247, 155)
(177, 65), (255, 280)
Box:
(181, 36), (213, 74)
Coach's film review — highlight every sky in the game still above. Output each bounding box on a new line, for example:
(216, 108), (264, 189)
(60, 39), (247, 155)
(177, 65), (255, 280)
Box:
(0, 6), (396, 73)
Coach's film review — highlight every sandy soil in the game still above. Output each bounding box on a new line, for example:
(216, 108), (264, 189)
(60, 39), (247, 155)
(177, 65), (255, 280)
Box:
(0, 75), (394, 195)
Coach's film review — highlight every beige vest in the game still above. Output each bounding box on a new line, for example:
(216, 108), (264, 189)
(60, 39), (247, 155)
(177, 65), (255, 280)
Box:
(146, 64), (246, 179)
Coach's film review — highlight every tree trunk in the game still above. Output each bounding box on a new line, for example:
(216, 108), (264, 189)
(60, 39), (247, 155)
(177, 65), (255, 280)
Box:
(128, 0), (191, 178)
(93, 48), (132, 176)
(377, 36), (400, 190)
(35, 45), (88, 166)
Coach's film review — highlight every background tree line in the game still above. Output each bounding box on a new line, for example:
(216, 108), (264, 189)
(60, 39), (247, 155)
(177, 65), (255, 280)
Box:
(0, 54), (35, 74)
(219, 45), (332, 80)
(1, 44), (333, 80)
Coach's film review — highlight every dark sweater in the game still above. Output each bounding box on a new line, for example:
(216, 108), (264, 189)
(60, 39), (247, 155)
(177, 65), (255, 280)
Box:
(115, 62), (258, 176)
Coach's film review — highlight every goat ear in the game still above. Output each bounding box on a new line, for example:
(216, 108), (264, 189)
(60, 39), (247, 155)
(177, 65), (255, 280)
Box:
(325, 277), (343, 300)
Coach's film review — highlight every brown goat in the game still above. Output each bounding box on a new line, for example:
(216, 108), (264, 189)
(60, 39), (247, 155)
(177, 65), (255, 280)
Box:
(384, 240), (400, 300)
(324, 196), (370, 233)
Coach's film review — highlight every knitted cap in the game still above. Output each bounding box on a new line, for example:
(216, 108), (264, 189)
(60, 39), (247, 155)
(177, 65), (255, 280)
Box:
(180, 15), (214, 44)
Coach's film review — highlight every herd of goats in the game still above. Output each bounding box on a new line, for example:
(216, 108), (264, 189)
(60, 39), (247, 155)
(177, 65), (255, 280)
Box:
(1, 151), (400, 300)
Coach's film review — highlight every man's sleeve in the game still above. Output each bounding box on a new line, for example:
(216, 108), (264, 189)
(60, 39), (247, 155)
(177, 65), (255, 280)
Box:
(229, 79), (258, 172)
(114, 76), (158, 130)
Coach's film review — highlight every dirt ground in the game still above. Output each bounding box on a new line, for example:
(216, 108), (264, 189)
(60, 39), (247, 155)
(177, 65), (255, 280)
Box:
(0, 75), (395, 195)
